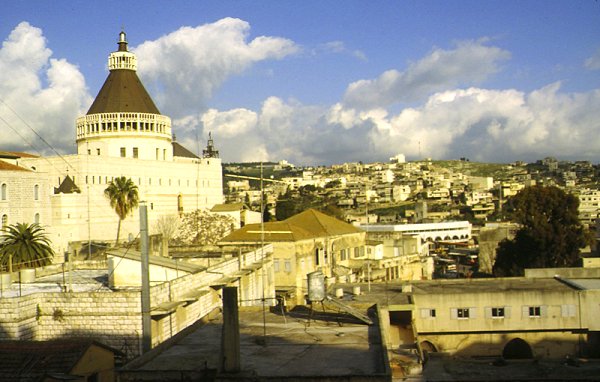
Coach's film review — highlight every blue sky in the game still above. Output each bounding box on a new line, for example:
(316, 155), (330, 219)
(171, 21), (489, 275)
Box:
(1, 1), (599, 165)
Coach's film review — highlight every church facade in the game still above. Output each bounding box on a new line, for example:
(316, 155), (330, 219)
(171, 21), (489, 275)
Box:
(0, 32), (223, 258)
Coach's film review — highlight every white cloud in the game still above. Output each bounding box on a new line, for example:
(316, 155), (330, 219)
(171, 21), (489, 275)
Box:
(585, 48), (600, 70)
(200, 82), (600, 165)
(318, 41), (367, 61)
(342, 39), (510, 109)
(134, 18), (298, 117)
(201, 108), (257, 138)
(0, 22), (91, 154)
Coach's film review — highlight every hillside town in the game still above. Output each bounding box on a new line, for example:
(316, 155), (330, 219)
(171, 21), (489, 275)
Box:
(1, 30), (600, 382)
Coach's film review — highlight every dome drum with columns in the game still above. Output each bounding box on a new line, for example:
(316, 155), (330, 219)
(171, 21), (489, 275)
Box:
(6, 31), (223, 255)
(76, 31), (173, 161)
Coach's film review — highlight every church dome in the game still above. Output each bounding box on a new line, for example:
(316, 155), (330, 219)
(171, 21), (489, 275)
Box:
(86, 31), (160, 114)
(76, 31), (172, 161)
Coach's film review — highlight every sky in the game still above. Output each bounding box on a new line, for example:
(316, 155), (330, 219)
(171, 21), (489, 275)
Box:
(0, 1), (599, 165)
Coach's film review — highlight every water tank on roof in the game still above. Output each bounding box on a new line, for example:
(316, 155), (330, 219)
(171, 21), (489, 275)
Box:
(20, 269), (35, 283)
(307, 271), (325, 302)
(0, 273), (11, 290)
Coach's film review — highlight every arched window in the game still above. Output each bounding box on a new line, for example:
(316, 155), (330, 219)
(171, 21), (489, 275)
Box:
(34, 185), (39, 200)
(1, 214), (7, 228)
(177, 194), (183, 215)
(1, 183), (6, 200)
(34, 213), (40, 224)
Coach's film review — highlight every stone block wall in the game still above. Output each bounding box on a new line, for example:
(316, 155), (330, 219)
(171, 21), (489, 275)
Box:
(0, 246), (273, 358)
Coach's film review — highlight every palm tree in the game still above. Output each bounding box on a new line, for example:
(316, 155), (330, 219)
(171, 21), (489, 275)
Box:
(104, 176), (139, 245)
(0, 223), (54, 271)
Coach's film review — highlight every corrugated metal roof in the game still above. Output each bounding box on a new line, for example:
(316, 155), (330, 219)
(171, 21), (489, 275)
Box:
(107, 248), (204, 274)
(87, 69), (160, 114)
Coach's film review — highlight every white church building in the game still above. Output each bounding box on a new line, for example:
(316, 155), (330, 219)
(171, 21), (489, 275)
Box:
(0, 31), (223, 258)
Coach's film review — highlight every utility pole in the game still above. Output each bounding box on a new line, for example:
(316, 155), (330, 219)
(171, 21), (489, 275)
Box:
(140, 202), (151, 353)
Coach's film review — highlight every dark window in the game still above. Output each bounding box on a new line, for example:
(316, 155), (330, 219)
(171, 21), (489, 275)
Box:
(457, 308), (470, 318)
(492, 307), (505, 318)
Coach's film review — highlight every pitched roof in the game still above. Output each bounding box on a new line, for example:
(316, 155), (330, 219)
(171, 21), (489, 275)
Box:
(87, 69), (160, 114)
(0, 151), (39, 159)
(211, 203), (246, 212)
(54, 175), (80, 194)
(172, 141), (199, 159)
(285, 209), (363, 236)
(0, 160), (30, 172)
(220, 209), (362, 243)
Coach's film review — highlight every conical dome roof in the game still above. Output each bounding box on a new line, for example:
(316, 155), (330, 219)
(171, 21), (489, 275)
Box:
(86, 32), (160, 115)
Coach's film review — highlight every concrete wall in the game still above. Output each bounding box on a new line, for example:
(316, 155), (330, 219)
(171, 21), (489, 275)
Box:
(413, 289), (581, 334)
(418, 331), (580, 358)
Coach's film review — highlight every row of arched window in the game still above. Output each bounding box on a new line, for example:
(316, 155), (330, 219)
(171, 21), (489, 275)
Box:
(0, 183), (41, 201)
(0, 213), (40, 228)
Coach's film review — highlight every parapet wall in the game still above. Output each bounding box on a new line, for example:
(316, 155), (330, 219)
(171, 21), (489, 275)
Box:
(0, 246), (273, 358)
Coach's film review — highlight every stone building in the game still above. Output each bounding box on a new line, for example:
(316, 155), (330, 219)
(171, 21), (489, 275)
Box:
(386, 268), (600, 359)
(0, 31), (223, 257)
(220, 209), (366, 304)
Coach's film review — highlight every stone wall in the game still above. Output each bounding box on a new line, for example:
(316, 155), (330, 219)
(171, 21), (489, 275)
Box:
(0, 246), (274, 358)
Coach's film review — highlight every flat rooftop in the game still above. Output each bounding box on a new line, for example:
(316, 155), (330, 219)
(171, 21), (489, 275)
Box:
(121, 306), (388, 380)
(0, 269), (110, 298)
(409, 277), (576, 295)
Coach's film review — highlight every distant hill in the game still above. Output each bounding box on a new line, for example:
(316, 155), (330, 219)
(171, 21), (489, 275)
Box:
(430, 160), (519, 178)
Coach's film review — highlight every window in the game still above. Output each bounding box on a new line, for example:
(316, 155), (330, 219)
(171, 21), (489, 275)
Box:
(1, 214), (7, 228)
(528, 306), (541, 317)
(340, 249), (347, 261)
(354, 247), (360, 258)
(273, 259), (280, 272)
(451, 307), (475, 319)
(133, 147), (138, 158)
(177, 194), (183, 213)
(156, 148), (159, 160)
(34, 213), (40, 224)
(486, 306), (510, 319)
(34, 185), (39, 200)
(491, 307), (505, 318)
(420, 309), (436, 318)
(87, 149), (91, 155)
(1, 183), (6, 200)
(457, 308), (470, 319)
(284, 259), (292, 273)
(163, 149), (167, 160)
(97, 148), (101, 155)
(120, 147), (126, 157)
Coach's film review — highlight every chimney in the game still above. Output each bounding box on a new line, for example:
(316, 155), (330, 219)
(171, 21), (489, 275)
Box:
(220, 287), (241, 373)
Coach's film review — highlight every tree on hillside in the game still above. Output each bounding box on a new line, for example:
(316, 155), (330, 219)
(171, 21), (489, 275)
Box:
(153, 214), (180, 244)
(173, 209), (235, 245)
(0, 223), (54, 270)
(493, 185), (588, 276)
(104, 176), (139, 245)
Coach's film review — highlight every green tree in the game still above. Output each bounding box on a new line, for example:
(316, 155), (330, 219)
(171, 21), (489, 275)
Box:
(104, 176), (139, 245)
(0, 223), (54, 270)
(493, 186), (587, 276)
